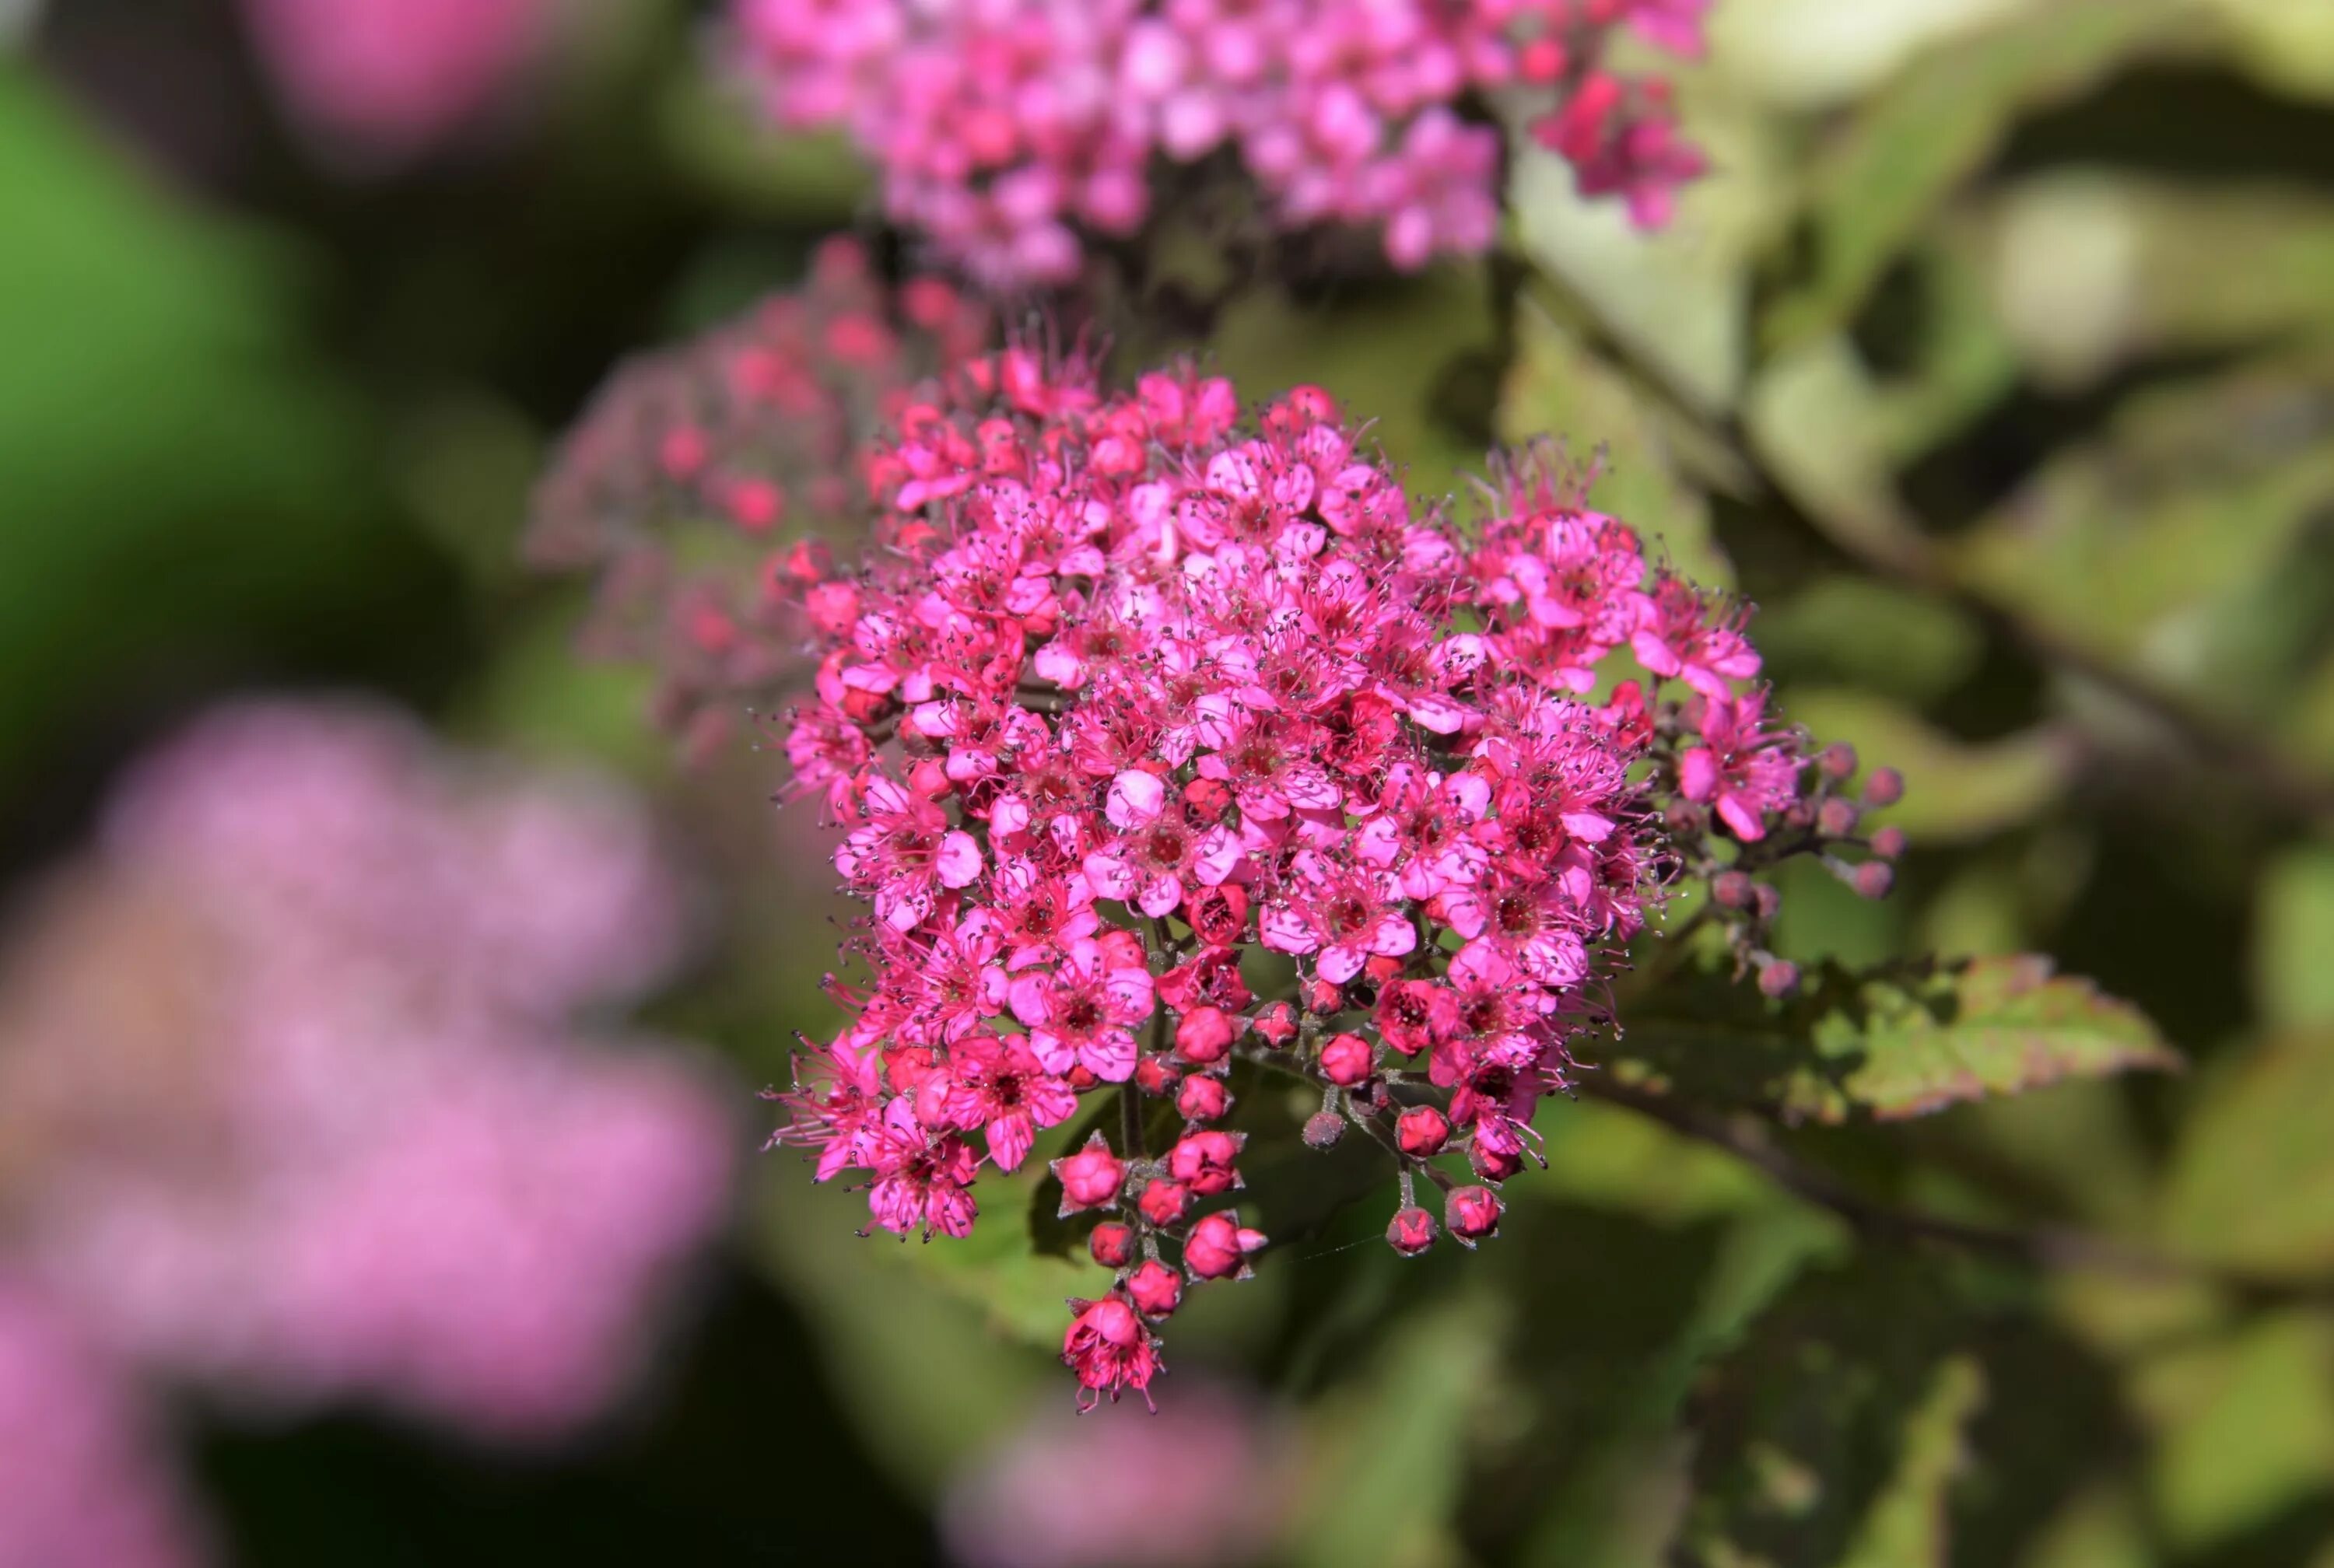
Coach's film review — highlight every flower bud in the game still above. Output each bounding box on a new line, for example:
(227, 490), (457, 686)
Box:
(1176, 1074), (1230, 1123)
(1135, 1056), (1181, 1097)
(1818, 742), (1859, 780)
(1319, 1031), (1374, 1087)
(1853, 861), (1895, 900)
(1137, 1178), (1192, 1227)
(1711, 870), (1754, 908)
(1302, 1111), (1347, 1150)
(1863, 766), (1905, 807)
(1303, 978), (1344, 1014)
(1185, 1211), (1267, 1280)
(1167, 1131), (1246, 1196)
(1253, 1002), (1298, 1048)
(1446, 1185), (1503, 1248)
(1470, 1140), (1524, 1183)
(1817, 797), (1861, 838)
(1870, 825), (1906, 861)
(1051, 1132), (1126, 1215)
(1758, 960), (1800, 998)
(1396, 1105), (1450, 1158)
(1386, 1206), (1438, 1256)
(1127, 1258), (1183, 1318)
(1753, 884), (1783, 922)
(1175, 1006), (1236, 1064)
(1088, 1221), (1134, 1269)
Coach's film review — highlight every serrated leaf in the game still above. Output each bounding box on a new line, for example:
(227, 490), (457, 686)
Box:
(2257, 845), (2334, 1029)
(1761, 0), (2195, 352)
(1608, 953), (2180, 1125)
(1782, 688), (2081, 844)
(1678, 1257), (1983, 1568)
(2161, 1030), (2334, 1277)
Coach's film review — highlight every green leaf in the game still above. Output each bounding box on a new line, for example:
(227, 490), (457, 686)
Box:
(1754, 579), (1984, 706)
(2253, 842), (2334, 1030)
(2161, 1029), (2334, 1277)
(1986, 175), (2334, 390)
(1780, 688), (2081, 845)
(902, 1165), (1101, 1349)
(1761, 0), (2195, 352)
(2137, 1311), (2334, 1553)
(1678, 1257), (1985, 1568)
(1609, 953), (2181, 1125)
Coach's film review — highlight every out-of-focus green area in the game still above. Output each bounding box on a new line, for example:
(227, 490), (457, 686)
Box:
(7, 1), (2334, 1564)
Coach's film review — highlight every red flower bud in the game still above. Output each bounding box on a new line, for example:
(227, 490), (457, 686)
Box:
(1758, 960), (1800, 998)
(1712, 870), (1754, 908)
(1166, 1131), (1246, 1196)
(1127, 1258), (1183, 1318)
(1137, 1178), (1192, 1227)
(1176, 1073), (1230, 1123)
(1386, 1206), (1438, 1256)
(1863, 766), (1905, 807)
(1817, 797), (1861, 838)
(1854, 861), (1894, 900)
(1870, 825), (1907, 861)
(1319, 1032), (1374, 1087)
(1303, 978), (1344, 1014)
(1175, 1006), (1236, 1064)
(1819, 742), (1859, 780)
(1088, 1221), (1134, 1269)
(1302, 1111), (1346, 1150)
(1184, 1211), (1268, 1280)
(1446, 1185), (1503, 1248)
(1470, 1140), (1524, 1183)
(1134, 1056), (1181, 1097)
(1050, 1132), (1125, 1215)
(1253, 1002), (1298, 1048)
(1396, 1105), (1451, 1158)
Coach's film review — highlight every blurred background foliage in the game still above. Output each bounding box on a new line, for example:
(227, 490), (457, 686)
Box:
(7, 0), (2334, 1563)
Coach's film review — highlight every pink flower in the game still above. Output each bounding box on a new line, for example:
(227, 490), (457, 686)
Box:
(1258, 851), (1417, 983)
(1061, 1295), (1162, 1411)
(864, 1098), (983, 1241)
(836, 775), (984, 932)
(1008, 936), (1156, 1082)
(943, 1035), (1079, 1173)
(1677, 690), (1801, 842)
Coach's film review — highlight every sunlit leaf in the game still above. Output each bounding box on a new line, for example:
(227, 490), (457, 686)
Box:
(2161, 1029), (2334, 1276)
(2253, 842), (2334, 1030)
(1610, 952), (2181, 1125)
(1761, 0), (2195, 352)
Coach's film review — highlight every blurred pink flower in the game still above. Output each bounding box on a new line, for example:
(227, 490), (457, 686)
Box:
(942, 1381), (1290, 1568)
(0, 700), (737, 1444)
(239, 0), (560, 165)
(0, 1281), (209, 1568)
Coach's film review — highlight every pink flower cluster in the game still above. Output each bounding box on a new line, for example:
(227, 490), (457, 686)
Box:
(240, 0), (558, 165)
(731, 0), (1712, 286)
(769, 351), (1898, 1406)
(528, 238), (990, 761)
(0, 1283), (206, 1568)
(0, 701), (736, 1444)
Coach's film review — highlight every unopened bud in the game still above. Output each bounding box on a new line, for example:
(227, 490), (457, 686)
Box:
(1712, 870), (1754, 909)
(1470, 1140), (1524, 1183)
(1853, 861), (1895, 900)
(1319, 1031), (1374, 1087)
(1137, 1178), (1192, 1227)
(1446, 1185), (1503, 1248)
(1177, 1074), (1230, 1123)
(1088, 1221), (1134, 1269)
(1166, 1130), (1246, 1196)
(1185, 1211), (1267, 1280)
(1134, 1056), (1180, 1096)
(1753, 884), (1783, 922)
(1051, 1132), (1126, 1215)
(1870, 824), (1906, 861)
(1396, 1105), (1451, 1158)
(1758, 960), (1800, 998)
(1253, 1002), (1298, 1048)
(1817, 797), (1861, 838)
(1175, 1006), (1236, 1064)
(1818, 742), (1859, 780)
(1127, 1259), (1183, 1318)
(1386, 1206), (1439, 1256)
(1302, 1111), (1347, 1150)
(1863, 766), (1905, 807)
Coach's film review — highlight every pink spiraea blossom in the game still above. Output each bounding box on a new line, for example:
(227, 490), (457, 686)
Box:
(757, 346), (1898, 1402)
(239, 0), (559, 166)
(729, 0), (1713, 287)
(0, 701), (736, 1443)
(526, 238), (990, 763)
(0, 1283), (209, 1568)
(944, 1381), (1291, 1566)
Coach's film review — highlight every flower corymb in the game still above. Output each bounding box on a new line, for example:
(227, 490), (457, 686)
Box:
(767, 348), (1898, 1406)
